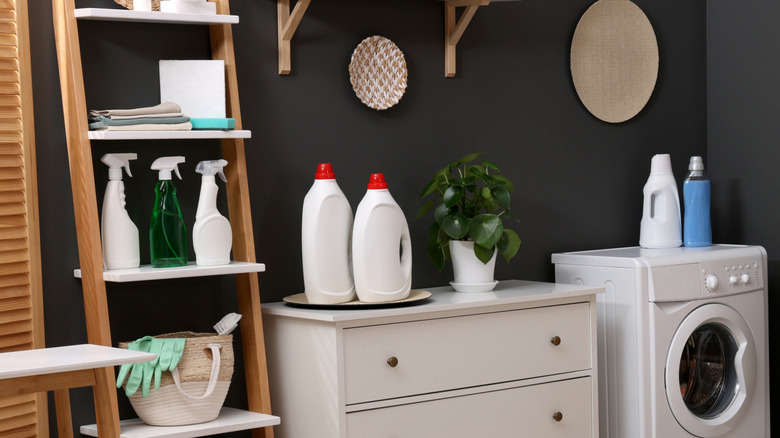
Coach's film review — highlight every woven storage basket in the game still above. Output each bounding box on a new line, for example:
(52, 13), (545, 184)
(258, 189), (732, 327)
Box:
(114, 0), (162, 11)
(119, 331), (234, 426)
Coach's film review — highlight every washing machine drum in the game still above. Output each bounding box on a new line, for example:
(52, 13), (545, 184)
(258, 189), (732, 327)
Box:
(665, 304), (757, 437)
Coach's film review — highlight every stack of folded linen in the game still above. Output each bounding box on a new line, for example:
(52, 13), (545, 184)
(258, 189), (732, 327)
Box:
(88, 102), (192, 131)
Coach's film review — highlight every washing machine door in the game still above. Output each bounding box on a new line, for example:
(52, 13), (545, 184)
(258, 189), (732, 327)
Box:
(665, 303), (757, 437)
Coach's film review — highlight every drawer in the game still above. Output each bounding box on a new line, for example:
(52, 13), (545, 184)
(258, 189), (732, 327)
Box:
(343, 302), (591, 404)
(347, 376), (593, 437)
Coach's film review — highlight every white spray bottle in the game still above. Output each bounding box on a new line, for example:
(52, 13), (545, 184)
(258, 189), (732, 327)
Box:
(101, 153), (140, 270)
(193, 159), (232, 266)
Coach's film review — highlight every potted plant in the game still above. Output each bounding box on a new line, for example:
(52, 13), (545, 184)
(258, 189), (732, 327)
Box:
(417, 153), (521, 291)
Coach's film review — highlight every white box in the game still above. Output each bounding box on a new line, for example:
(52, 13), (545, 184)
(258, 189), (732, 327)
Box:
(159, 60), (225, 119)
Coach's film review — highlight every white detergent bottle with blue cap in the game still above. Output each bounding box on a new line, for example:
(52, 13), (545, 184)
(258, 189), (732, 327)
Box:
(101, 153), (140, 270)
(352, 173), (412, 303)
(301, 163), (355, 304)
(639, 153), (682, 248)
(193, 159), (232, 266)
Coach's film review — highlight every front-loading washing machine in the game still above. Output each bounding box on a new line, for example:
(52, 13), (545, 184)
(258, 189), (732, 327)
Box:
(552, 245), (769, 438)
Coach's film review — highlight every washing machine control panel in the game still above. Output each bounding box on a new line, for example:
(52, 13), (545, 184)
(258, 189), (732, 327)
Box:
(700, 258), (763, 296)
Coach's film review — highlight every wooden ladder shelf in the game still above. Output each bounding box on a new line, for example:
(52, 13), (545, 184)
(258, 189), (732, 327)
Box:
(51, 1), (276, 437)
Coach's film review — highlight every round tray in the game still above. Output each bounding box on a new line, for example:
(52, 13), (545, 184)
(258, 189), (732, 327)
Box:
(283, 289), (431, 309)
(348, 35), (408, 111)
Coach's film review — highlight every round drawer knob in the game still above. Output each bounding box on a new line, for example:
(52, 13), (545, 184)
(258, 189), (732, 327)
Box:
(387, 356), (399, 368)
(551, 336), (562, 346)
(552, 411), (563, 422)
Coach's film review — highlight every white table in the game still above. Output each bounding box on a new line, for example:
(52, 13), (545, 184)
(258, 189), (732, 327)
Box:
(0, 344), (156, 438)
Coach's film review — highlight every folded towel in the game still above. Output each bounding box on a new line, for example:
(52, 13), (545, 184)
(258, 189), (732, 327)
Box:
(92, 122), (193, 131)
(89, 115), (190, 130)
(88, 102), (182, 118)
(108, 112), (184, 121)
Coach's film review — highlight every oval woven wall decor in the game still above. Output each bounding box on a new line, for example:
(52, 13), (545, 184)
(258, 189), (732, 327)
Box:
(570, 0), (658, 123)
(349, 36), (408, 111)
(114, 0), (162, 11)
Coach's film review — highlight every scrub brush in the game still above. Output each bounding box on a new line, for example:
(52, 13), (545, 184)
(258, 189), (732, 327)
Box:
(214, 312), (242, 335)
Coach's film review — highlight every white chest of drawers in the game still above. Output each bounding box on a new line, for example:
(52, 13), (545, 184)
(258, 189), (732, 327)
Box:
(262, 279), (602, 438)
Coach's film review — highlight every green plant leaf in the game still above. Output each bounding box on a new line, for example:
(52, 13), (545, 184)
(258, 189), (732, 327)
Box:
(493, 187), (510, 209)
(490, 174), (515, 192)
(442, 214), (469, 239)
(482, 160), (500, 172)
(497, 229), (521, 262)
(469, 214), (504, 248)
(427, 222), (446, 271)
(443, 186), (463, 208)
(474, 243), (496, 264)
(451, 176), (474, 185)
(481, 187), (492, 200)
(419, 176), (442, 199)
(458, 152), (484, 164)
(416, 199), (434, 219)
(434, 203), (451, 225)
(468, 166), (486, 178)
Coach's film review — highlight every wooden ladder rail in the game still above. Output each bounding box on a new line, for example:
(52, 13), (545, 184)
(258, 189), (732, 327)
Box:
(51, 0), (121, 436)
(211, 1), (275, 437)
(52, 0), (275, 437)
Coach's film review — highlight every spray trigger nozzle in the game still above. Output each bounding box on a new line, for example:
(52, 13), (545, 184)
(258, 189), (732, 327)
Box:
(151, 156), (185, 181)
(196, 159), (228, 183)
(101, 153), (138, 180)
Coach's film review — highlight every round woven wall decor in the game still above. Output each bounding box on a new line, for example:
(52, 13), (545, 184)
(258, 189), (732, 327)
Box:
(114, 0), (162, 11)
(570, 0), (658, 123)
(349, 36), (408, 111)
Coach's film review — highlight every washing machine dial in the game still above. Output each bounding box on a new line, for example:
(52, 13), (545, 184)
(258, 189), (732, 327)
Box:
(740, 273), (751, 285)
(705, 273), (719, 291)
(729, 275), (738, 286)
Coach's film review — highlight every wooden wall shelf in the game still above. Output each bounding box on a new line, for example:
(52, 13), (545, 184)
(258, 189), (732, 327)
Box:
(276, 0), (520, 77)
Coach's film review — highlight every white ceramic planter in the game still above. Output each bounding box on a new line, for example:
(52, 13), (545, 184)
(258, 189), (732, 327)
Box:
(449, 240), (498, 292)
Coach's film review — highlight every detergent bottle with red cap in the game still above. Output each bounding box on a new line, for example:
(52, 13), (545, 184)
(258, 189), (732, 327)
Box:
(352, 173), (412, 303)
(301, 163), (355, 304)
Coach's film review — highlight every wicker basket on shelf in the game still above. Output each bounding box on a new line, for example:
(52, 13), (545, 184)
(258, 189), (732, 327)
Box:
(114, 0), (162, 11)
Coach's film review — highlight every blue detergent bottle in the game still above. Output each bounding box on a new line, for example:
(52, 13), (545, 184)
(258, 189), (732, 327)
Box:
(683, 156), (712, 247)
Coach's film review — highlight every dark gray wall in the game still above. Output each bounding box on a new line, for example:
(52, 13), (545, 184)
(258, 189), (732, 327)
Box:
(28, 0), (707, 435)
(707, 0), (780, 430)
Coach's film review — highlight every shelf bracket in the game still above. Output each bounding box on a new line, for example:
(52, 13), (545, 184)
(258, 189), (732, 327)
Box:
(445, 0), (489, 77)
(278, 0), (312, 75)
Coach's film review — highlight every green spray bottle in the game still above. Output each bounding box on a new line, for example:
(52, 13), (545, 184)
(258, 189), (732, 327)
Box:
(150, 156), (187, 267)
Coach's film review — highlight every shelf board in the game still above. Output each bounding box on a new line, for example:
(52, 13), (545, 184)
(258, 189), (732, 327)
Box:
(74, 261), (266, 283)
(80, 407), (279, 438)
(74, 8), (239, 25)
(87, 130), (251, 140)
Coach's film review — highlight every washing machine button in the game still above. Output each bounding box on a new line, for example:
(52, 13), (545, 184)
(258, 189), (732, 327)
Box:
(729, 275), (738, 286)
(705, 274), (719, 291)
(740, 273), (750, 285)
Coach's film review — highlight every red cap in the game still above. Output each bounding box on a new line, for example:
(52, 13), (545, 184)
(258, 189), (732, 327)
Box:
(367, 173), (388, 189)
(314, 163), (336, 180)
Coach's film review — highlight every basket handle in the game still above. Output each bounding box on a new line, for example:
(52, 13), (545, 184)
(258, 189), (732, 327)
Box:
(171, 343), (222, 400)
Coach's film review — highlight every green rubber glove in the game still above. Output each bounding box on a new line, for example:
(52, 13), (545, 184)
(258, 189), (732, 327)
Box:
(160, 338), (186, 371)
(120, 336), (153, 397)
(145, 338), (186, 392)
(147, 338), (164, 391)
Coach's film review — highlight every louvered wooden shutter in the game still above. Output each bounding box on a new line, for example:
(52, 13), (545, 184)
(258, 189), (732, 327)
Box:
(0, 0), (47, 436)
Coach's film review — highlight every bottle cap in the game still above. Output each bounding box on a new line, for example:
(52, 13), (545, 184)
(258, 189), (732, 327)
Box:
(196, 159), (228, 182)
(689, 156), (704, 171)
(315, 163), (336, 180)
(151, 156), (185, 181)
(367, 173), (388, 189)
(101, 153), (137, 181)
(650, 154), (673, 175)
